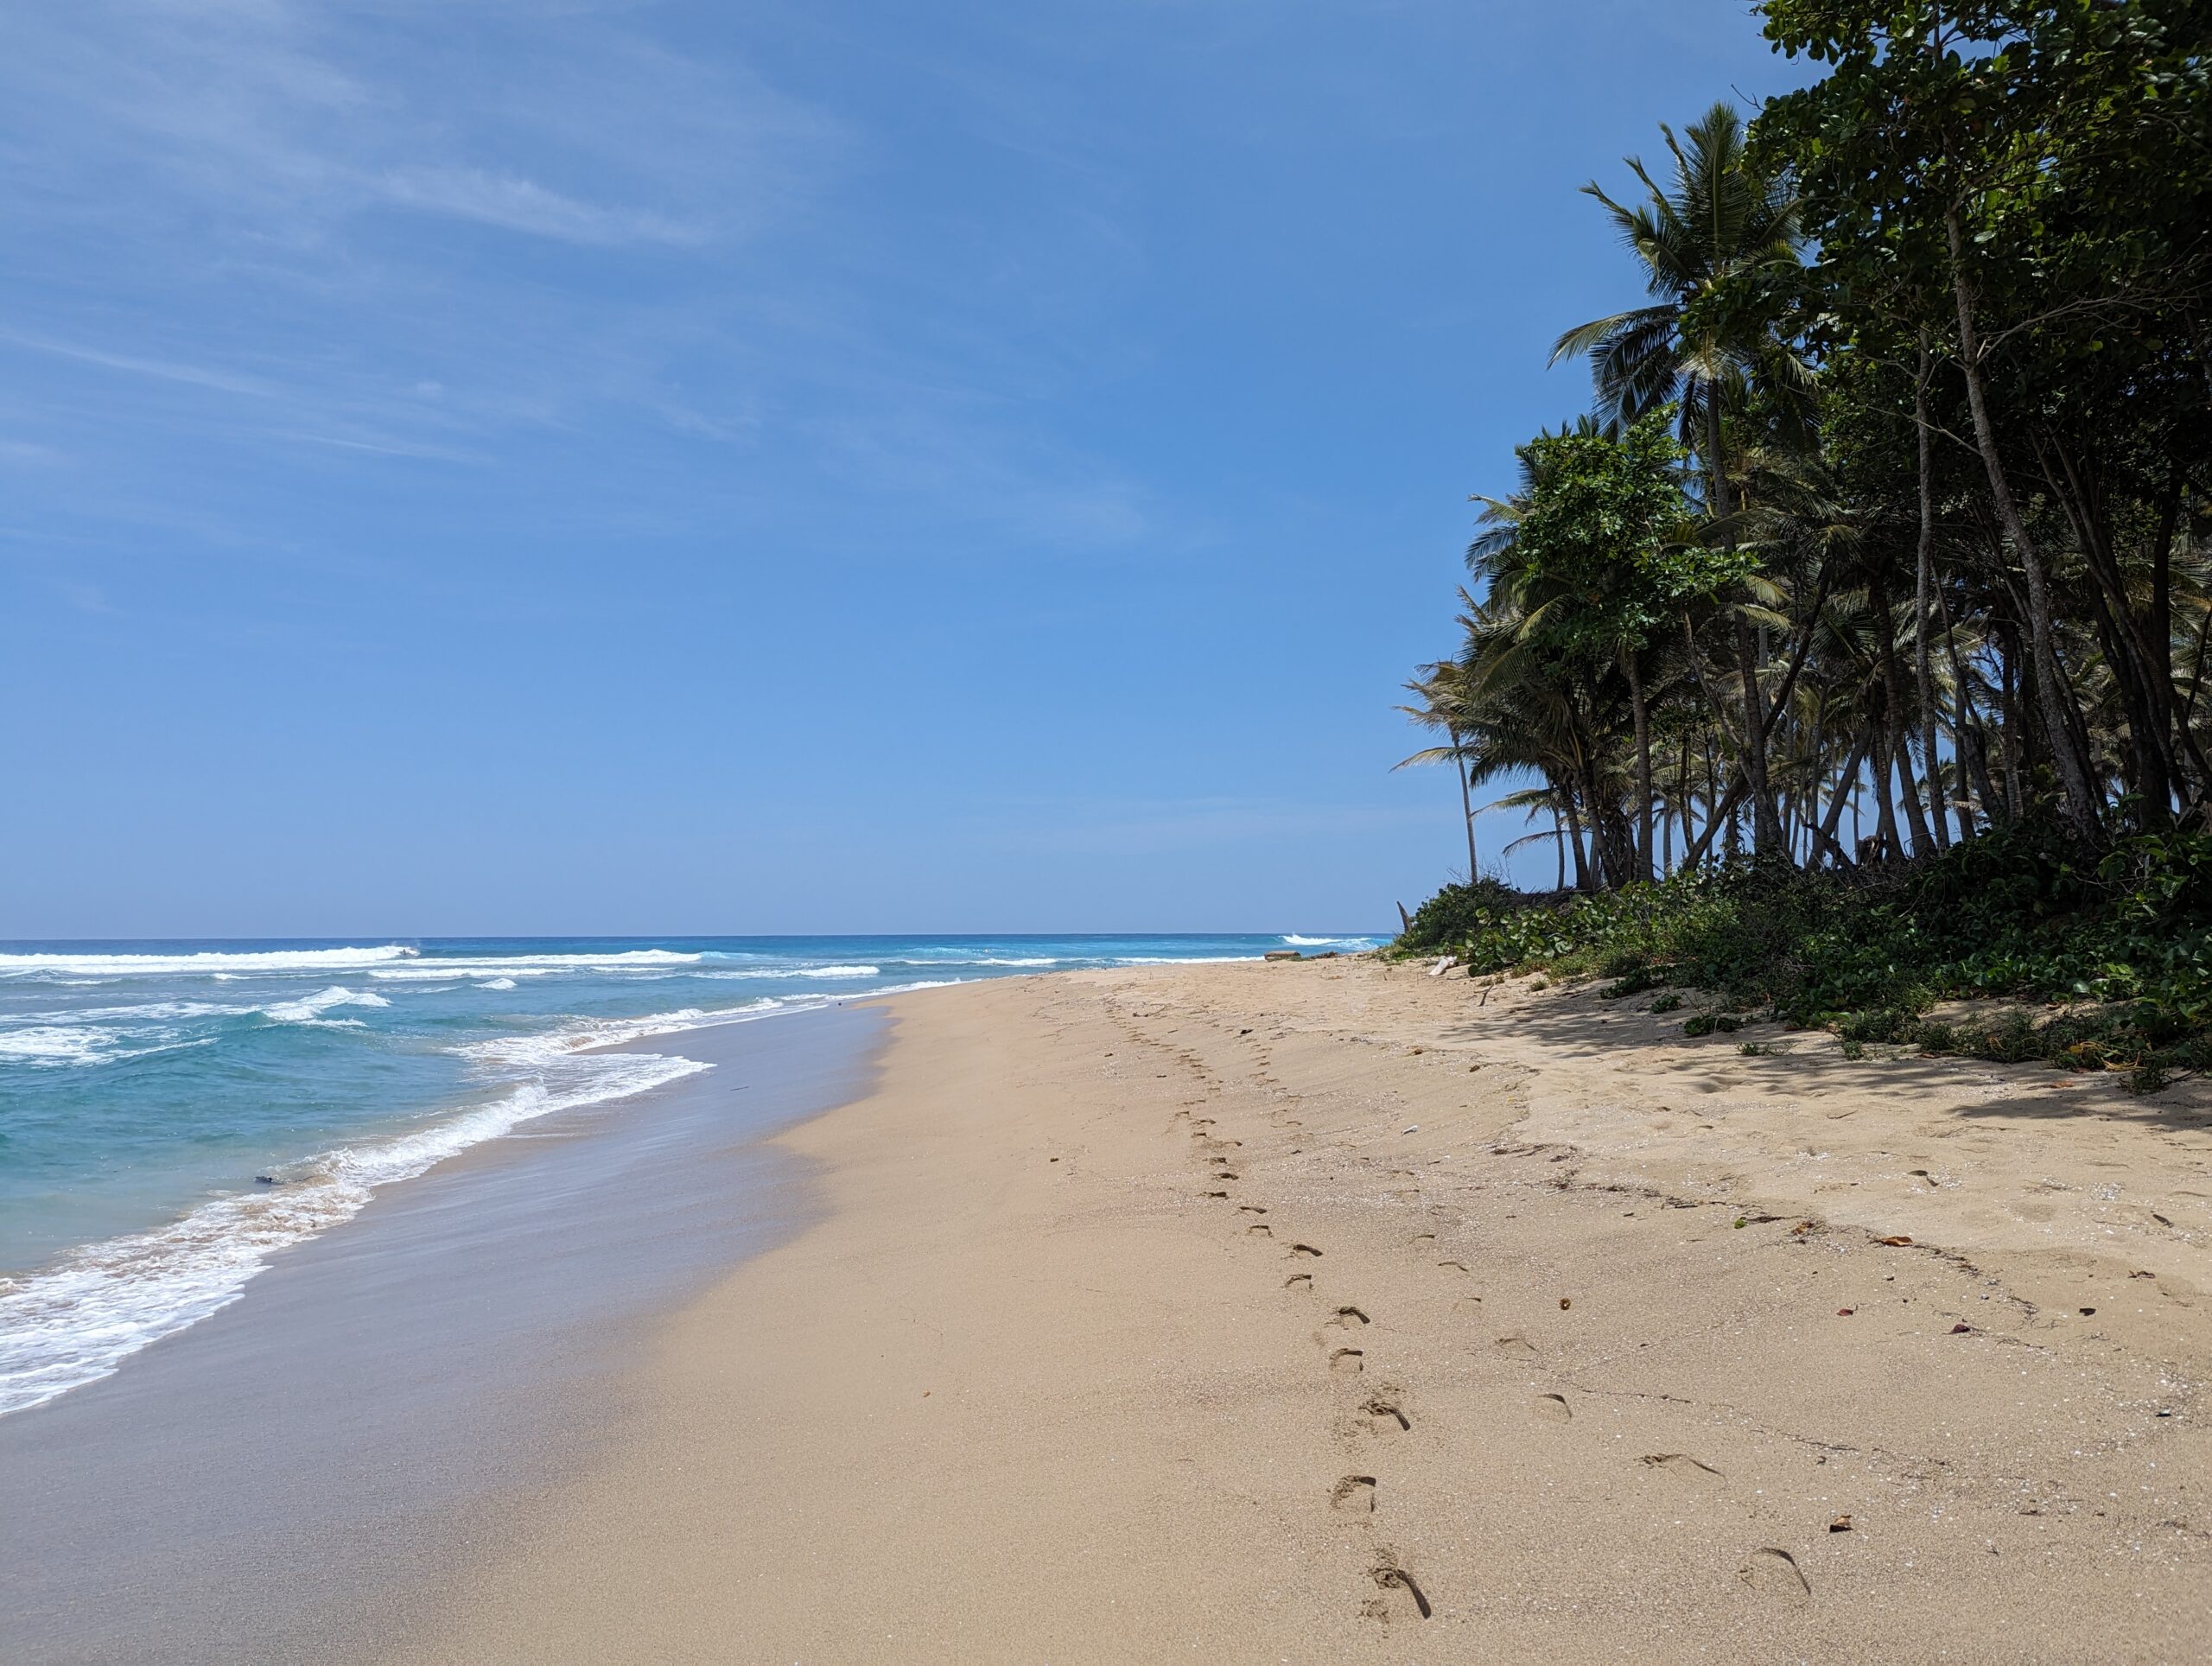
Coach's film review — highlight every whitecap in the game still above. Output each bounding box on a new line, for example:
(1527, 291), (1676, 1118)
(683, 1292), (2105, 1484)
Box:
(365, 950), (701, 982)
(0, 1026), (113, 1066)
(899, 957), (1059, 968)
(259, 987), (392, 1024)
(27, 1000), (251, 1023)
(0, 945), (419, 978)
(703, 963), (880, 982)
(477, 978), (518, 991)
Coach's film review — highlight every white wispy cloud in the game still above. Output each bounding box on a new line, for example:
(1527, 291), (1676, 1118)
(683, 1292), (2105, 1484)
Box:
(0, 332), (283, 399)
(374, 166), (702, 246)
(0, 0), (1160, 565)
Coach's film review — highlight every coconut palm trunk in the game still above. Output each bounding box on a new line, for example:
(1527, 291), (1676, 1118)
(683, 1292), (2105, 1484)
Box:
(1450, 726), (1478, 882)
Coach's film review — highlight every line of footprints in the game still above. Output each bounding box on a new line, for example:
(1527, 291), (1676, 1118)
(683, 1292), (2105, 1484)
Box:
(1152, 1013), (1817, 1629)
(1160, 1027), (1433, 1630)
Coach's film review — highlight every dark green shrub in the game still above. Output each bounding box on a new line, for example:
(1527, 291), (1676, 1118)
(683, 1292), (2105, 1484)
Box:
(1837, 1008), (1911, 1044)
(1393, 879), (1522, 955)
(1399, 824), (2212, 1089)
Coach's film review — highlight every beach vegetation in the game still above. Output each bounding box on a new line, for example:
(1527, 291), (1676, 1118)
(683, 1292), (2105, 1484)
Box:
(1395, 1), (2212, 1088)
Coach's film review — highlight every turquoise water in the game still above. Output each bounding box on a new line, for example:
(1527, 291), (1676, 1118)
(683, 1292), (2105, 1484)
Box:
(0, 933), (1376, 1415)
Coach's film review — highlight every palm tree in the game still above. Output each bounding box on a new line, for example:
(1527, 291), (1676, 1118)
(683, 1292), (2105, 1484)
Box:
(1396, 659), (1482, 882)
(1552, 100), (1808, 858)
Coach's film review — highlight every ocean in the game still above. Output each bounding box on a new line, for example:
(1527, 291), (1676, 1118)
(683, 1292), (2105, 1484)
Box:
(0, 933), (1376, 1418)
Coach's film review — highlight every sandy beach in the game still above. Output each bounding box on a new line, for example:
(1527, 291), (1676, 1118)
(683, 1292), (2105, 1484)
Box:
(393, 956), (2212, 1662)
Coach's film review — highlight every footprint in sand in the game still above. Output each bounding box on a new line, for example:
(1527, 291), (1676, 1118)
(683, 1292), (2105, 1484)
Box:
(1531, 1392), (1572, 1421)
(1437, 1259), (1471, 1274)
(1331, 1474), (1377, 1513)
(1290, 1243), (1325, 1258)
(1248, 1223), (1274, 1237)
(1366, 1559), (1432, 1620)
(1360, 1396), (1410, 1433)
(1328, 1347), (1365, 1373)
(1494, 1335), (1538, 1357)
(1284, 1272), (1315, 1290)
(1238, 1204), (1268, 1215)
(1738, 1547), (1810, 1598)
(1641, 1453), (1724, 1486)
(1325, 1305), (1370, 1329)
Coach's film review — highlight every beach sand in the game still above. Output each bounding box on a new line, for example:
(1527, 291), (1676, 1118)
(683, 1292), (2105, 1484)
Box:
(400, 957), (2212, 1662)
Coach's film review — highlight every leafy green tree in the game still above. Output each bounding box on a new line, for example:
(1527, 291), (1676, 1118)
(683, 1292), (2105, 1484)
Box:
(1758, 0), (2212, 837)
(1499, 410), (1743, 880)
(1553, 102), (1811, 856)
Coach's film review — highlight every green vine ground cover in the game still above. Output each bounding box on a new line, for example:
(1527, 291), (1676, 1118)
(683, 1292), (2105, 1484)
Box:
(1391, 827), (2212, 1091)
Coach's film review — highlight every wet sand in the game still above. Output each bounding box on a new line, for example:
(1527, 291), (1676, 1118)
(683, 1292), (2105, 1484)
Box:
(0, 1004), (882, 1665)
(404, 957), (2212, 1663)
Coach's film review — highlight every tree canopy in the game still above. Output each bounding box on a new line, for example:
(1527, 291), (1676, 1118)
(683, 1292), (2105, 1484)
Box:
(1404, 0), (2212, 895)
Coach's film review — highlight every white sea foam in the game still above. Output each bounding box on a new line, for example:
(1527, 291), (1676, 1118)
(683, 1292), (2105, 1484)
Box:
(702, 963), (881, 982)
(0, 1026), (113, 1066)
(3, 1000), (249, 1024)
(1281, 934), (1381, 948)
(865, 978), (964, 996)
(477, 977), (518, 991)
(259, 986), (393, 1024)
(452, 998), (810, 1072)
(365, 950), (701, 982)
(1115, 954), (1263, 965)
(0, 1007), (741, 1416)
(0, 945), (420, 978)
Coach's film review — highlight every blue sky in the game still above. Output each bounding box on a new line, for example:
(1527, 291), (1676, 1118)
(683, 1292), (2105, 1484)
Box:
(0, 0), (1804, 937)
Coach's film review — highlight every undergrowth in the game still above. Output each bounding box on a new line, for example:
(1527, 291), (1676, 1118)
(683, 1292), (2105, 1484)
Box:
(1389, 822), (2212, 1091)
(1395, 879), (1523, 954)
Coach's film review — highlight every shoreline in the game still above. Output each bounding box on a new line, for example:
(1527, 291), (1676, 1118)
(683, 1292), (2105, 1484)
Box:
(0, 1003), (886, 1665)
(402, 955), (2212, 1661)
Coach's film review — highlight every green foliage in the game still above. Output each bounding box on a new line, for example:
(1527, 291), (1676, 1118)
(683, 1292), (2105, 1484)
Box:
(1392, 879), (1522, 955)
(1506, 409), (1738, 658)
(1395, 823), (2212, 1090)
